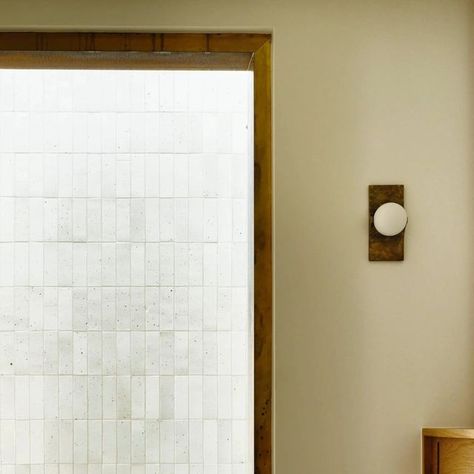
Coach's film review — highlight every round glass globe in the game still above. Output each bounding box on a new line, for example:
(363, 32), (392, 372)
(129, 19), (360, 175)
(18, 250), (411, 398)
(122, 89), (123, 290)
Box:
(373, 202), (407, 236)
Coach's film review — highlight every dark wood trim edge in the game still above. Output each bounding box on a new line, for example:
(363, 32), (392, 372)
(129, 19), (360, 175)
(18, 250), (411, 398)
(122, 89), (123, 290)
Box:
(0, 32), (271, 53)
(253, 38), (273, 474)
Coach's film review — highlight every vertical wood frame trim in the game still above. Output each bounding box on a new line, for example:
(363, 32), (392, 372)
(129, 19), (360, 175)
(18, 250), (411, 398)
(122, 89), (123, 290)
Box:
(253, 39), (273, 474)
(254, 41), (273, 474)
(0, 32), (273, 474)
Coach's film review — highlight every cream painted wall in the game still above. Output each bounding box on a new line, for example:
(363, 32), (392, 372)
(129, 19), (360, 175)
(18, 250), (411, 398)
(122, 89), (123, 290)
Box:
(1, 0), (474, 473)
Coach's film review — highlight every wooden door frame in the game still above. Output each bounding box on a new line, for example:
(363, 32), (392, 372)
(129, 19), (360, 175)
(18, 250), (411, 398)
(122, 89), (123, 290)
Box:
(0, 32), (273, 474)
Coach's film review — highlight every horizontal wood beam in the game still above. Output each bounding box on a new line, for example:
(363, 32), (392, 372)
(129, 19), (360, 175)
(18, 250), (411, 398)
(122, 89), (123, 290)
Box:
(0, 32), (271, 53)
(0, 50), (254, 70)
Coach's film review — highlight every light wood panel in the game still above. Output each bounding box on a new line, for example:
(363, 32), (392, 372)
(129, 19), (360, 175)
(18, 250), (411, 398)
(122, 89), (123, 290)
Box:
(424, 428), (474, 440)
(423, 428), (474, 473)
(439, 439), (474, 474)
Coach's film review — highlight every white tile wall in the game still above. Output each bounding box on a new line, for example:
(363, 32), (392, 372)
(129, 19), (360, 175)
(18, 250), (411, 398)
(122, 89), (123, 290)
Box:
(0, 69), (253, 474)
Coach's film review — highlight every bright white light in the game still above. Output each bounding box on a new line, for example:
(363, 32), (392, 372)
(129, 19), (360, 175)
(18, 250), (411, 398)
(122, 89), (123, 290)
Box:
(373, 202), (407, 236)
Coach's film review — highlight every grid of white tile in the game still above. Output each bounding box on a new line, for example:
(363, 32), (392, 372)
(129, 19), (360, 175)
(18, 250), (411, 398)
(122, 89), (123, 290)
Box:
(0, 70), (253, 474)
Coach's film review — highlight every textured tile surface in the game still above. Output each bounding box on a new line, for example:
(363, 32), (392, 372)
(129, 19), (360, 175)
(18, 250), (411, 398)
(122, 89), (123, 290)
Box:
(0, 69), (253, 473)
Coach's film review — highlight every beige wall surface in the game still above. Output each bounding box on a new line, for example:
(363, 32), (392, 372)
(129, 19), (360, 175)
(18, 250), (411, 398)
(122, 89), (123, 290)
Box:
(1, 0), (474, 473)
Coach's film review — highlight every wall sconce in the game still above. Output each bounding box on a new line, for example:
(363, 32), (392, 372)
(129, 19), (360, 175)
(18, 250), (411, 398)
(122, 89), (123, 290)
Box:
(369, 185), (406, 261)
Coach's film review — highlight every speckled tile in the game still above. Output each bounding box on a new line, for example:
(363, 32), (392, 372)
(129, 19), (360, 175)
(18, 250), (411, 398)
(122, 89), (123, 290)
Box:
(0, 69), (252, 474)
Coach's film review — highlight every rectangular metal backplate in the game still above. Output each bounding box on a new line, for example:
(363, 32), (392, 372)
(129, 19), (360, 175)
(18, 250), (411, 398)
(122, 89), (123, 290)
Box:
(369, 185), (404, 261)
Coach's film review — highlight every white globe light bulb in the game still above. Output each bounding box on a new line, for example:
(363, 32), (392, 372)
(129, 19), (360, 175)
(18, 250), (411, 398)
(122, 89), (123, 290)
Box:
(373, 202), (407, 236)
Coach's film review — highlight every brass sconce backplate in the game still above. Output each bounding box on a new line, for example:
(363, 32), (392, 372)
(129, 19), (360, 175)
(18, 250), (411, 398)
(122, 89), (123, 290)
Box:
(369, 184), (405, 261)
